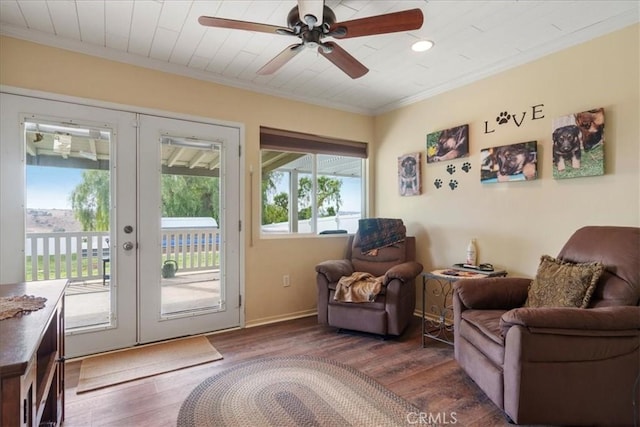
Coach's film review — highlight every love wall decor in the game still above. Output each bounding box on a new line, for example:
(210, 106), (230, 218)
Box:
(483, 104), (545, 134)
(424, 102), (606, 191)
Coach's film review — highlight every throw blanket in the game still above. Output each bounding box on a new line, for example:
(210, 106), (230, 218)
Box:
(334, 272), (384, 303)
(357, 218), (406, 254)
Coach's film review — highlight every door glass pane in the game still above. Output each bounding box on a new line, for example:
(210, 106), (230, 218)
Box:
(24, 120), (113, 330)
(160, 136), (222, 316)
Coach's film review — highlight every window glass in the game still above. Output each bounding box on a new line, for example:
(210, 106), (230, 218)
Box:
(260, 151), (363, 235)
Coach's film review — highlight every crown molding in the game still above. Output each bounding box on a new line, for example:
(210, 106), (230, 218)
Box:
(373, 14), (639, 115)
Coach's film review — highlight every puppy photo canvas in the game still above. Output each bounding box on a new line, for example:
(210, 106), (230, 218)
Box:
(551, 108), (604, 179)
(426, 124), (469, 163)
(398, 153), (421, 196)
(480, 141), (538, 183)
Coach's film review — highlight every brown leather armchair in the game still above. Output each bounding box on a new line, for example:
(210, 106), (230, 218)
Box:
(316, 235), (423, 336)
(453, 226), (640, 426)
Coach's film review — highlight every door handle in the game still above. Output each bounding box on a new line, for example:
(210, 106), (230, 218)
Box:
(123, 241), (135, 251)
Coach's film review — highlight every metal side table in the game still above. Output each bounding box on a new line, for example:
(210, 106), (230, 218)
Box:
(421, 269), (507, 347)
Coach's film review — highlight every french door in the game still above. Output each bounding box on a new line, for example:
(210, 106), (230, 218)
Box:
(0, 93), (242, 357)
(137, 114), (241, 343)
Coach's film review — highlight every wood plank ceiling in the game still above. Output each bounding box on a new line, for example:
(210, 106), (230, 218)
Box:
(0, 1), (638, 115)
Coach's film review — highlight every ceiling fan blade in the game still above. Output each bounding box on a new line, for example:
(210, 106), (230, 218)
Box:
(318, 42), (368, 79)
(297, 0), (324, 27)
(198, 16), (287, 35)
(329, 8), (424, 39)
(257, 44), (304, 75)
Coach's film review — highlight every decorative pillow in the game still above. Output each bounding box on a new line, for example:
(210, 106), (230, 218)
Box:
(525, 255), (604, 308)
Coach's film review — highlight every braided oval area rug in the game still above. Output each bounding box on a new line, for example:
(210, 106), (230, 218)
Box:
(177, 355), (420, 426)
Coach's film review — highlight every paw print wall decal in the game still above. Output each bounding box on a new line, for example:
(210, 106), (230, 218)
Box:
(433, 162), (464, 190)
(496, 111), (511, 125)
(434, 160), (470, 191)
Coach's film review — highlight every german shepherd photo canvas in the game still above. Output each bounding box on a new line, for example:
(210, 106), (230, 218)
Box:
(398, 152), (421, 196)
(481, 141), (538, 183)
(551, 108), (604, 179)
(426, 124), (469, 163)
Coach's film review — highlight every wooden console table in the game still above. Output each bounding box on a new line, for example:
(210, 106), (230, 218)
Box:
(0, 280), (66, 427)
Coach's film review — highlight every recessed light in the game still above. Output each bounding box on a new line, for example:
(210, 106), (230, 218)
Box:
(412, 40), (434, 52)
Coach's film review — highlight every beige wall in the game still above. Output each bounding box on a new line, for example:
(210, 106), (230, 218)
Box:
(374, 24), (639, 281)
(0, 36), (374, 326)
(2, 24), (638, 326)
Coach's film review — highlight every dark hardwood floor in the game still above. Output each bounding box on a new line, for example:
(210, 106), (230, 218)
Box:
(64, 316), (513, 426)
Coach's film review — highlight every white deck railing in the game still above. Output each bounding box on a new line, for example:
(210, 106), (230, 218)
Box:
(26, 228), (219, 281)
(162, 228), (220, 273)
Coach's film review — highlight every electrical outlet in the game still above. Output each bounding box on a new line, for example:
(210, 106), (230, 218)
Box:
(283, 274), (290, 287)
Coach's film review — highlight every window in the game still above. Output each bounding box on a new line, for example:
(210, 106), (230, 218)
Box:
(260, 127), (367, 235)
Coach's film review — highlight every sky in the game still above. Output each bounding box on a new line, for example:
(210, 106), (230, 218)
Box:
(336, 177), (362, 213)
(26, 166), (83, 210)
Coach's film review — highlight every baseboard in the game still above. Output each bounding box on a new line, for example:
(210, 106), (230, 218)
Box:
(245, 309), (317, 328)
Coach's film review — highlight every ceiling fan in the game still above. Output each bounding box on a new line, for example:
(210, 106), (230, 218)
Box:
(198, 1), (424, 79)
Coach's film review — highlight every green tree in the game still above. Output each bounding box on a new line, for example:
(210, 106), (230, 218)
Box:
(70, 171), (220, 231)
(161, 175), (219, 223)
(297, 175), (342, 218)
(263, 203), (288, 224)
(260, 172), (343, 224)
(317, 176), (342, 216)
(70, 170), (110, 231)
(273, 192), (288, 211)
(297, 177), (313, 220)
(262, 171), (281, 204)
(262, 171), (287, 225)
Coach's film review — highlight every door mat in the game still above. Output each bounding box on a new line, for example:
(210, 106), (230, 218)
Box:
(77, 335), (222, 393)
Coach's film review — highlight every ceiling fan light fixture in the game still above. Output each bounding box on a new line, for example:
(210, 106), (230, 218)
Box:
(199, 2), (425, 79)
(304, 14), (318, 27)
(412, 40), (434, 52)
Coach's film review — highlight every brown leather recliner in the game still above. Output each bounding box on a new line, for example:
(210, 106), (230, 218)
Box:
(453, 226), (640, 426)
(316, 235), (423, 336)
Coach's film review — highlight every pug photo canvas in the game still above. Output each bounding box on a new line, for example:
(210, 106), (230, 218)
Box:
(426, 124), (469, 163)
(398, 152), (421, 196)
(480, 141), (538, 183)
(551, 108), (604, 179)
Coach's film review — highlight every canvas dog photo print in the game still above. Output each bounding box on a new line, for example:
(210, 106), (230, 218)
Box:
(481, 141), (538, 183)
(426, 124), (469, 163)
(551, 108), (604, 179)
(398, 152), (421, 196)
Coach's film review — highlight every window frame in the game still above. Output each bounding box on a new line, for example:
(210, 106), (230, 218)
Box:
(259, 127), (367, 237)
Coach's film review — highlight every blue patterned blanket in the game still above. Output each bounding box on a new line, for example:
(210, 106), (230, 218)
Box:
(357, 218), (406, 253)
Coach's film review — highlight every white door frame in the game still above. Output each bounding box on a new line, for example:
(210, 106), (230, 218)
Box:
(137, 113), (242, 343)
(0, 93), (138, 356)
(0, 87), (245, 356)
